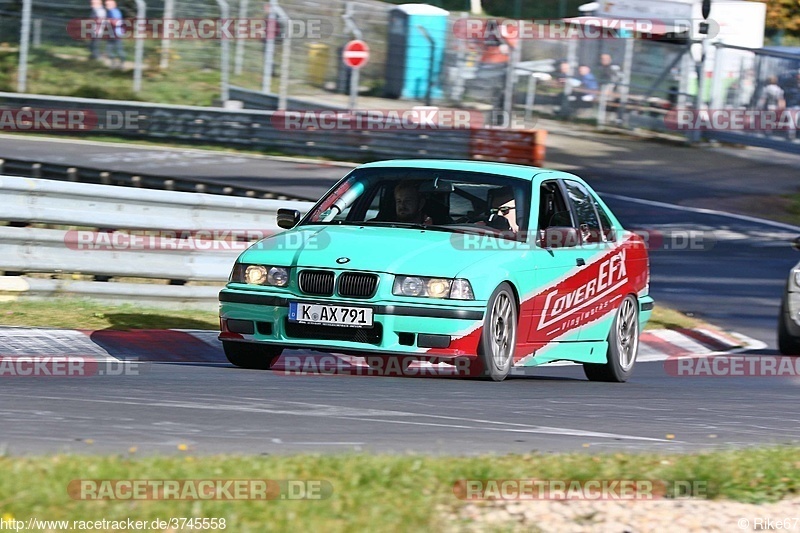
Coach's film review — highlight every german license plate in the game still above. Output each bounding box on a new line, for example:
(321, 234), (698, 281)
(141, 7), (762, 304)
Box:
(288, 302), (374, 328)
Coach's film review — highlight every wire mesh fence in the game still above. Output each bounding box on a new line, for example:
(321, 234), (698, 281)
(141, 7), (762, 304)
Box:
(3, 0), (800, 151)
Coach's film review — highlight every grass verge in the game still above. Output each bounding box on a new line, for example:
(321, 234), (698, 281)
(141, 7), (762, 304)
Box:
(0, 447), (798, 532)
(0, 298), (218, 330)
(0, 297), (693, 331)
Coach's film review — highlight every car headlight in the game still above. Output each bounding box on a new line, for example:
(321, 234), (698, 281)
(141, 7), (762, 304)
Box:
(245, 265), (267, 285)
(794, 270), (800, 289)
(392, 276), (474, 300)
(230, 264), (290, 287)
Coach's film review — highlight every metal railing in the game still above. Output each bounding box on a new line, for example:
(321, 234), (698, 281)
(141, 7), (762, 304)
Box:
(0, 156), (313, 200)
(0, 174), (314, 308)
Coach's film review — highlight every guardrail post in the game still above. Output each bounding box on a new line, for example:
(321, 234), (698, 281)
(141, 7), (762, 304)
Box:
(133, 0), (147, 92)
(159, 0), (174, 69)
(246, 190), (256, 197)
(195, 183), (206, 193)
(234, 0), (249, 75)
(17, 0), (32, 92)
(525, 74), (537, 125)
(223, 187), (233, 195)
(164, 179), (175, 191)
(31, 163), (41, 178)
(131, 176), (142, 187)
(215, 0), (231, 102)
(0, 159), (4, 174)
(32, 19), (41, 48)
(67, 167), (78, 181)
(100, 172), (111, 185)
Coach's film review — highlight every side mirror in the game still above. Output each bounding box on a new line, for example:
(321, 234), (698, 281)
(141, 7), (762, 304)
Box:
(542, 227), (581, 248)
(793, 236), (800, 251)
(277, 208), (301, 229)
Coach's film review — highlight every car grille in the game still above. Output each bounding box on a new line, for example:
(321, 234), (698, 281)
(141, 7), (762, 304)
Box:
(299, 270), (334, 296)
(284, 319), (382, 345)
(338, 272), (378, 298)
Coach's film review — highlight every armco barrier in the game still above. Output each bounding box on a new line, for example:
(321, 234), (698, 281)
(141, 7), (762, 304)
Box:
(0, 92), (546, 165)
(0, 175), (314, 308)
(0, 175), (309, 231)
(0, 157), (312, 200)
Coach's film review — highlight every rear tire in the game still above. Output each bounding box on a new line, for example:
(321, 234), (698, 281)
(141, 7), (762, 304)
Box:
(584, 294), (639, 383)
(223, 341), (283, 370)
(478, 283), (518, 382)
(778, 298), (800, 355)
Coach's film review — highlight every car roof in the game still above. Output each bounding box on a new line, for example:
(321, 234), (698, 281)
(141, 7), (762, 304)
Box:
(357, 159), (556, 181)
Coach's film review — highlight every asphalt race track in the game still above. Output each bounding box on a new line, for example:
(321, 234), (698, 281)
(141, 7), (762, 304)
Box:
(1, 133), (799, 456)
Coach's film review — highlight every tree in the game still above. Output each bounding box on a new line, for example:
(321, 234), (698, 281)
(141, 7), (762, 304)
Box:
(758, 0), (800, 37)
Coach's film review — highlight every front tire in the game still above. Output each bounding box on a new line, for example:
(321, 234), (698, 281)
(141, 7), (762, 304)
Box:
(478, 283), (518, 381)
(222, 341), (283, 370)
(584, 294), (639, 382)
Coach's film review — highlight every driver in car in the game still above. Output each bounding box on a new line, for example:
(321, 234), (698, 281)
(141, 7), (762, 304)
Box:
(394, 180), (433, 224)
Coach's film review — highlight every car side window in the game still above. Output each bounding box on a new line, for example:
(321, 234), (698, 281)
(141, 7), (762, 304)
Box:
(564, 180), (605, 243)
(537, 181), (572, 231)
(591, 196), (616, 241)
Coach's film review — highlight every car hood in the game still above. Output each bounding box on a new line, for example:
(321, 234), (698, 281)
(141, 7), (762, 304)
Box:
(239, 225), (511, 277)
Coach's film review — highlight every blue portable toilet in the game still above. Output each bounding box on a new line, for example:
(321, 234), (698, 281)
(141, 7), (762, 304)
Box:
(384, 4), (449, 100)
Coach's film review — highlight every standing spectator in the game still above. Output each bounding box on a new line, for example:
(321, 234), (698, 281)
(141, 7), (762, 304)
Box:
(577, 65), (599, 102)
(104, 0), (125, 67)
(89, 0), (106, 61)
(782, 71), (800, 141)
(758, 75), (785, 111)
(758, 76), (785, 138)
(783, 70), (800, 109)
(595, 53), (621, 89)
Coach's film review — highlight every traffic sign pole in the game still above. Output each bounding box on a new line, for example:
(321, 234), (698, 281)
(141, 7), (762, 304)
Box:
(349, 66), (360, 111)
(342, 40), (369, 111)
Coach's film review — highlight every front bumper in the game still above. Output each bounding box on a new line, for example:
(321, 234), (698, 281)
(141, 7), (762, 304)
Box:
(218, 288), (486, 359)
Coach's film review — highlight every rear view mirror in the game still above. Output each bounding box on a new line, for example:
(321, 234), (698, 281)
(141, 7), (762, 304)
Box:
(277, 208), (301, 229)
(542, 227), (581, 248)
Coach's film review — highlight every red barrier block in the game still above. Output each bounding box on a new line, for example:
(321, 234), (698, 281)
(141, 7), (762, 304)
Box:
(469, 129), (547, 166)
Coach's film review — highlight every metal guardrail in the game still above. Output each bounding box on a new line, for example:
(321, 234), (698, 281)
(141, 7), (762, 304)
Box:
(0, 175), (314, 308)
(0, 92), (547, 165)
(0, 157), (314, 201)
(1, 175), (310, 231)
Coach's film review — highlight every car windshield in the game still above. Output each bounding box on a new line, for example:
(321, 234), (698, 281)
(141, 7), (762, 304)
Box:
(302, 167), (531, 238)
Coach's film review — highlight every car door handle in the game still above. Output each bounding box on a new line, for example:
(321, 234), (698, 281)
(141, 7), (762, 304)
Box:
(576, 258), (585, 266)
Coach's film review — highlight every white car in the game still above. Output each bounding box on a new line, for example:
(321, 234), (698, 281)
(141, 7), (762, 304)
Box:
(778, 239), (800, 354)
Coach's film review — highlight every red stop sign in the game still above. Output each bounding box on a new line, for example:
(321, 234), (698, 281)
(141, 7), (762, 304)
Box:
(342, 40), (370, 69)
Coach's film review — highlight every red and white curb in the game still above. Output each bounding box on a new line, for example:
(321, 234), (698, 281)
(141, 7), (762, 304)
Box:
(0, 326), (766, 372)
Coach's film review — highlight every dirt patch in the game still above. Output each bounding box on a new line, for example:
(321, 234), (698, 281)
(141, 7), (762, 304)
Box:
(447, 496), (800, 532)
